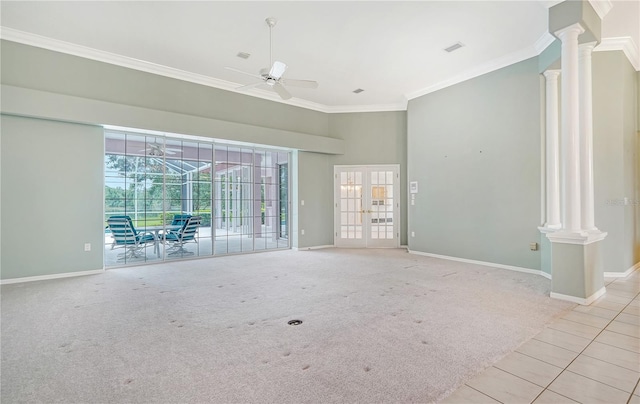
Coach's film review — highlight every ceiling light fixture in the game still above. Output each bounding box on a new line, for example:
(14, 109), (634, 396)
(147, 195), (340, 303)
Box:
(353, 88), (365, 94)
(444, 42), (464, 53)
(236, 52), (251, 59)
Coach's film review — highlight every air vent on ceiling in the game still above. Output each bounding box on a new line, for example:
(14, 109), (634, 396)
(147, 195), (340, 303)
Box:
(444, 42), (464, 53)
(353, 88), (365, 94)
(236, 52), (251, 59)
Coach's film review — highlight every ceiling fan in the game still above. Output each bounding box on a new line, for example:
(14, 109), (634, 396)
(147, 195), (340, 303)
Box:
(225, 17), (318, 100)
(141, 141), (181, 157)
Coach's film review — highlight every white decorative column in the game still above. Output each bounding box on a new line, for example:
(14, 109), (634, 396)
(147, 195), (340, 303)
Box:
(546, 2), (607, 306)
(543, 70), (561, 229)
(555, 23), (585, 234)
(578, 41), (598, 232)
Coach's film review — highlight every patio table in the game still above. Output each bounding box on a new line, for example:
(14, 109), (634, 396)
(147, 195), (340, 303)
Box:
(143, 225), (182, 257)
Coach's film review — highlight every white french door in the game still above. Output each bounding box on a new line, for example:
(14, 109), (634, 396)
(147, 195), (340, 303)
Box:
(334, 165), (400, 248)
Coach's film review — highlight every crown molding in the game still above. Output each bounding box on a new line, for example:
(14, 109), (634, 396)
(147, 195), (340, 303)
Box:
(0, 27), (242, 93)
(323, 102), (408, 113)
(588, 0), (613, 20)
(594, 36), (640, 71)
(1, 27), (407, 114)
(406, 32), (553, 100)
(534, 32), (557, 54)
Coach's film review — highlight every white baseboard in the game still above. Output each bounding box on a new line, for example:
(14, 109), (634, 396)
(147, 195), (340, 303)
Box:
(604, 261), (640, 278)
(550, 286), (606, 306)
(408, 250), (545, 278)
(294, 245), (334, 251)
(0, 269), (105, 285)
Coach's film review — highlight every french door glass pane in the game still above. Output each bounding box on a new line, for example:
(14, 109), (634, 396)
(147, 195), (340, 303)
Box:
(335, 165), (398, 248)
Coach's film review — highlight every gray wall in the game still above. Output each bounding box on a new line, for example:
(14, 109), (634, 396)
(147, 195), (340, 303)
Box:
(329, 111), (408, 245)
(0, 40), (408, 278)
(538, 39), (561, 72)
(593, 50), (639, 274)
(622, 56), (639, 271)
(2, 39), (634, 280)
(1, 115), (104, 278)
(407, 57), (543, 270)
(296, 151), (334, 248)
(0, 40), (342, 279)
(0, 40), (341, 154)
(0, 40), (330, 138)
(293, 111), (408, 248)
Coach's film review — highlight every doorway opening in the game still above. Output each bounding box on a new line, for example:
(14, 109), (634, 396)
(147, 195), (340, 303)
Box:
(334, 165), (400, 248)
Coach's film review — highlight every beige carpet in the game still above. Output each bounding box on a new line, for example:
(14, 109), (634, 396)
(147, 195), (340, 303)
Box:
(1, 248), (574, 403)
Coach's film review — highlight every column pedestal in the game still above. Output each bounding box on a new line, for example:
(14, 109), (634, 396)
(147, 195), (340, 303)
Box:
(549, 238), (606, 304)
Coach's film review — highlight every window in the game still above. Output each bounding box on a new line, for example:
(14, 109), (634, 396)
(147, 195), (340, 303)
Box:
(104, 131), (290, 267)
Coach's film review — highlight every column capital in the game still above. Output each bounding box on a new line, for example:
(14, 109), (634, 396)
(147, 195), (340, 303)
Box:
(547, 230), (607, 245)
(543, 70), (561, 79)
(578, 41), (598, 55)
(554, 23), (585, 40)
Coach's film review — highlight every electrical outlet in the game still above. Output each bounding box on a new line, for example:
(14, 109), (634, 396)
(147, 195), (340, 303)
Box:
(84, 243), (91, 252)
(301, 229), (305, 235)
(411, 231), (415, 237)
(301, 200), (305, 206)
(529, 242), (538, 251)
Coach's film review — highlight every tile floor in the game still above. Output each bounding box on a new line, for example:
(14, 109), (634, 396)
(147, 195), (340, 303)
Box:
(443, 268), (640, 404)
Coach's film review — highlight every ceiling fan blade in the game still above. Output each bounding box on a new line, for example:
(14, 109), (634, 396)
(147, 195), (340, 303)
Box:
(280, 78), (318, 89)
(236, 81), (266, 91)
(272, 82), (292, 100)
(269, 61), (288, 79)
(225, 66), (264, 80)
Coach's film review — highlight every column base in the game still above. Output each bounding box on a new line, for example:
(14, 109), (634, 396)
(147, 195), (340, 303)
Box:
(550, 286), (606, 305)
(548, 233), (607, 305)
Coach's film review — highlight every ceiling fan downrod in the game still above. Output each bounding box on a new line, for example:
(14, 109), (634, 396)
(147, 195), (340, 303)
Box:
(265, 17), (277, 70)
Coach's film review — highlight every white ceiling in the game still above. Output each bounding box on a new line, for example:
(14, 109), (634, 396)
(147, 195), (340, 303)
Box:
(1, 1), (638, 113)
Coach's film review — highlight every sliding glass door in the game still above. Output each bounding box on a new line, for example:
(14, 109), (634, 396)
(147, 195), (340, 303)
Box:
(104, 131), (290, 267)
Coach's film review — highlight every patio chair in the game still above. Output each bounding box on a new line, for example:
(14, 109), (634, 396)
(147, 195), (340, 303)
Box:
(163, 215), (202, 256)
(170, 214), (192, 227)
(106, 215), (156, 260)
